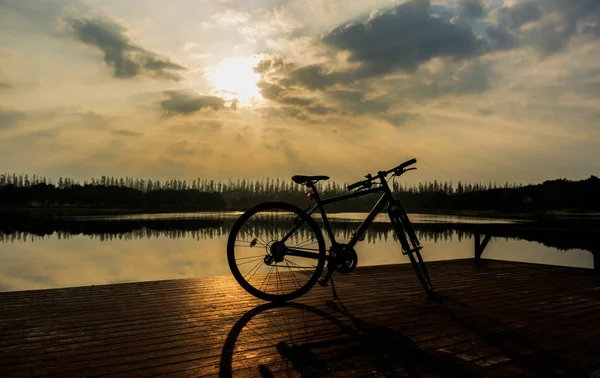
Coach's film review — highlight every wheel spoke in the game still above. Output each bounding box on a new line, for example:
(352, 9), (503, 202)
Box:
(244, 259), (264, 281)
(229, 204), (324, 300)
(236, 257), (265, 266)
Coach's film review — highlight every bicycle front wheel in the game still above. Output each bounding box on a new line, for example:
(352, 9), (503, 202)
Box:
(227, 202), (326, 302)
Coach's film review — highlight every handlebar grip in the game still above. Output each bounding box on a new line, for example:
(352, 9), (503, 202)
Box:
(399, 158), (417, 170)
(347, 181), (364, 191)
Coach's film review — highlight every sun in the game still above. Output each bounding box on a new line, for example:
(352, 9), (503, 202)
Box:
(206, 56), (262, 105)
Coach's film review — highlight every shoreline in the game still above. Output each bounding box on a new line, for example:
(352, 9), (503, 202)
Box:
(1, 207), (600, 222)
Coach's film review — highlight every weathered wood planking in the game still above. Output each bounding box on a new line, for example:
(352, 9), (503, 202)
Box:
(1, 259), (599, 377)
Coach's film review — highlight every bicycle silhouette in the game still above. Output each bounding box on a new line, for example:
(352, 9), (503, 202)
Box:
(227, 158), (434, 302)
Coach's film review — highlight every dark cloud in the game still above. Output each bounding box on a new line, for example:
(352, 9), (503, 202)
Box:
(160, 90), (226, 115)
(253, 0), (599, 125)
(321, 0), (484, 77)
(326, 90), (364, 104)
(0, 108), (25, 129)
(253, 54), (293, 75)
(34, 128), (60, 138)
(68, 17), (185, 80)
(306, 104), (334, 115)
(257, 0), (487, 95)
(256, 106), (308, 121)
(111, 128), (142, 137)
(475, 107), (493, 116)
(281, 65), (353, 91)
(390, 60), (493, 99)
(382, 112), (421, 126)
(0, 0), (90, 36)
(491, 0), (600, 56)
(485, 25), (518, 51)
(459, 0), (486, 19)
(325, 90), (391, 116)
(496, 2), (542, 29)
(257, 81), (314, 106)
(0, 82), (15, 92)
(582, 23), (600, 36)
(70, 110), (109, 125)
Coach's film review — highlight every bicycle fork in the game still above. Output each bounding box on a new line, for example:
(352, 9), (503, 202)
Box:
(389, 204), (435, 297)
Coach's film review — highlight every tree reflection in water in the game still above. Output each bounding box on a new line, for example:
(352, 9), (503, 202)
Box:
(0, 217), (595, 255)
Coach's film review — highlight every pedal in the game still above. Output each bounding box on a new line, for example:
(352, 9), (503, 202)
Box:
(318, 278), (328, 287)
(403, 246), (423, 255)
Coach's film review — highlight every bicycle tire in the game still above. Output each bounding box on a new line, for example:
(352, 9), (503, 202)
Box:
(227, 202), (326, 302)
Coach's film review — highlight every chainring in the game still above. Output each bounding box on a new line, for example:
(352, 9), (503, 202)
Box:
(330, 243), (358, 274)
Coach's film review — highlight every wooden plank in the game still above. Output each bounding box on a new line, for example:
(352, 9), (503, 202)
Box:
(1, 259), (599, 377)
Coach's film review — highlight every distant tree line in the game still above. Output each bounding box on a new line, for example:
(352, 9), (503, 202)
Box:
(0, 174), (225, 211)
(1, 173), (599, 214)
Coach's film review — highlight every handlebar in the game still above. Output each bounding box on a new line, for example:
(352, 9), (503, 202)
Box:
(347, 158), (417, 191)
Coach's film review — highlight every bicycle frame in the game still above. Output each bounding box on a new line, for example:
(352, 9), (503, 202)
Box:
(282, 177), (397, 260)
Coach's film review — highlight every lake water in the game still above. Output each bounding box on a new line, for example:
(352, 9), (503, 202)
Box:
(0, 212), (594, 292)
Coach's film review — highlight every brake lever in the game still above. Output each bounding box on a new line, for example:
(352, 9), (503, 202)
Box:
(394, 167), (417, 176)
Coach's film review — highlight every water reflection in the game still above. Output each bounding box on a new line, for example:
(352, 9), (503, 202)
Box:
(0, 213), (595, 292)
(0, 222), (476, 245)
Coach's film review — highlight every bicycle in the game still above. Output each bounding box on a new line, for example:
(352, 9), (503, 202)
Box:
(227, 158), (434, 302)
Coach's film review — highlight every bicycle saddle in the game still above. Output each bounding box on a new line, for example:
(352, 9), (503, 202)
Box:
(291, 175), (330, 184)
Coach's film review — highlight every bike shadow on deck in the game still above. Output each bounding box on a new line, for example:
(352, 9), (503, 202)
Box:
(218, 298), (475, 377)
(219, 293), (590, 377)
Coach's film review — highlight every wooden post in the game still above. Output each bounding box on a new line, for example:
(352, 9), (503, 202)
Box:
(474, 232), (481, 261)
(474, 232), (492, 261)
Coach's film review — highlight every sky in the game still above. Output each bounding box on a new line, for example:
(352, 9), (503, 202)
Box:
(0, 0), (599, 186)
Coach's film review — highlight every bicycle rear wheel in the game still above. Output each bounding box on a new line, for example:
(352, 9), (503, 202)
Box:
(388, 204), (434, 295)
(227, 202), (326, 302)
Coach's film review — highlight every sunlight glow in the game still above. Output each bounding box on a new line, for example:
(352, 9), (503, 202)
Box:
(206, 56), (262, 105)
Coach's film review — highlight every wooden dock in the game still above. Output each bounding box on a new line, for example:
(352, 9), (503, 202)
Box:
(1, 259), (600, 377)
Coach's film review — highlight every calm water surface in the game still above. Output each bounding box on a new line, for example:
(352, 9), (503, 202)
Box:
(0, 212), (593, 292)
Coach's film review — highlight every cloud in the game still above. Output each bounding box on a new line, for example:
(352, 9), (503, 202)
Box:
(382, 112), (421, 126)
(255, 106), (307, 121)
(458, 0), (486, 19)
(68, 16), (186, 80)
(256, 0), (490, 101)
(321, 0), (484, 77)
(165, 140), (196, 157)
(0, 108), (25, 129)
(495, 2), (542, 29)
(70, 110), (110, 125)
(160, 90), (226, 115)
(211, 9), (251, 26)
(324, 89), (391, 116)
(0, 82), (15, 92)
(257, 81), (314, 106)
(489, 0), (600, 56)
(111, 128), (142, 137)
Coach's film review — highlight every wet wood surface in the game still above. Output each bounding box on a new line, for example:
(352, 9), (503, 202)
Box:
(1, 258), (599, 377)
